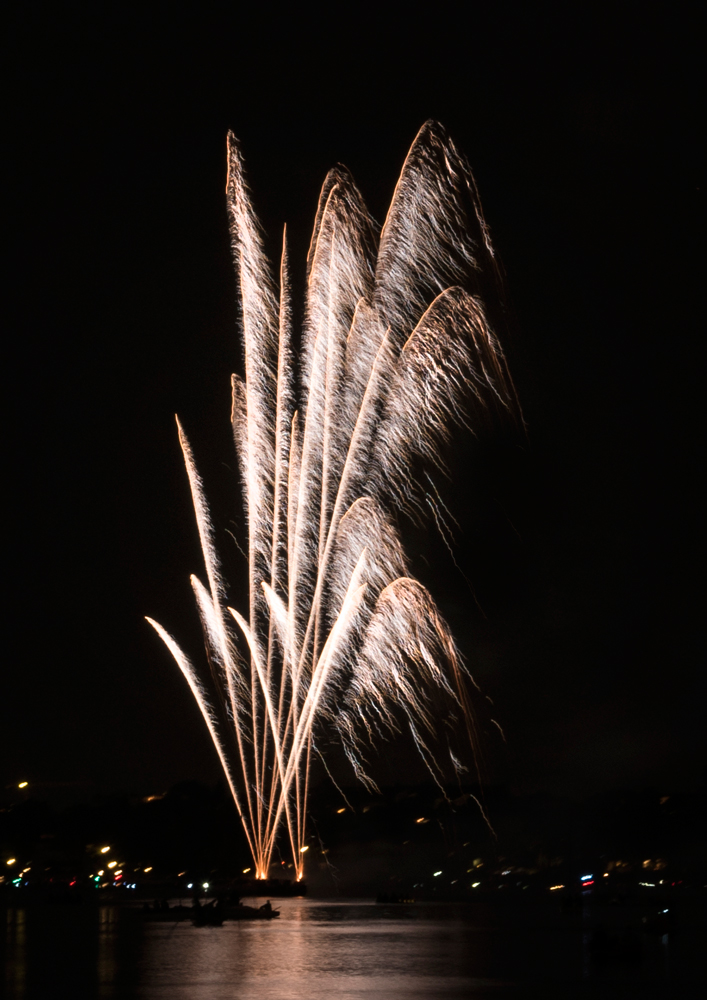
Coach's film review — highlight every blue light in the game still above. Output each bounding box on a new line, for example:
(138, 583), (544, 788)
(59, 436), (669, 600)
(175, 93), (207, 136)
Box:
(580, 875), (593, 881)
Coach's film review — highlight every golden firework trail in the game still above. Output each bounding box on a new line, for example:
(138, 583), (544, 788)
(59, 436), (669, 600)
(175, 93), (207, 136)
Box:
(147, 122), (519, 880)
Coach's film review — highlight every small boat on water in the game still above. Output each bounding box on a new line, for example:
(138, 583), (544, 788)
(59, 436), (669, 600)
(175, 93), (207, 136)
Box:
(141, 899), (279, 923)
(228, 901), (279, 921)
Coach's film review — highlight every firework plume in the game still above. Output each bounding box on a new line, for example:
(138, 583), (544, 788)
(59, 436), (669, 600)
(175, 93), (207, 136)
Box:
(147, 122), (519, 879)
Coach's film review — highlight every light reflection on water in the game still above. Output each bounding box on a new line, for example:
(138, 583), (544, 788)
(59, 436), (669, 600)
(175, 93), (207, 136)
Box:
(138, 901), (511, 1000)
(3, 896), (699, 999)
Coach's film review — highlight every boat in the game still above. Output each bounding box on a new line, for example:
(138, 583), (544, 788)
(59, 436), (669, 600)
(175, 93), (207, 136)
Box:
(140, 900), (279, 922)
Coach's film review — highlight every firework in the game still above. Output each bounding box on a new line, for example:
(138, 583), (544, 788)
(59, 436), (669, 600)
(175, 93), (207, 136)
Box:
(147, 122), (518, 879)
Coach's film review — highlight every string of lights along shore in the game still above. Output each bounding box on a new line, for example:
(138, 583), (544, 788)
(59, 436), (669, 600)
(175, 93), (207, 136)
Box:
(147, 122), (521, 881)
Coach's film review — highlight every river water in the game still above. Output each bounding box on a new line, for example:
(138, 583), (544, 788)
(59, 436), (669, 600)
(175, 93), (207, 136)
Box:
(3, 896), (703, 998)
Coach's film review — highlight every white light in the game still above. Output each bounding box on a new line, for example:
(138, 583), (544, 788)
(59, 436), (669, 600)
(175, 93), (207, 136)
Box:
(433, 871), (442, 876)
(501, 870), (511, 875)
(187, 883), (193, 889)
(202, 882), (209, 889)
(472, 882), (480, 888)
(639, 882), (656, 887)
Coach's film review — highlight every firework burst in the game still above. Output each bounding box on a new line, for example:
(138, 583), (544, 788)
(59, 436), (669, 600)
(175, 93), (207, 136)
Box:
(147, 122), (519, 879)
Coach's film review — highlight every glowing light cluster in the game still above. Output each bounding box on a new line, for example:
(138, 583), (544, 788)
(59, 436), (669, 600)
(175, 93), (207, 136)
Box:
(147, 122), (519, 879)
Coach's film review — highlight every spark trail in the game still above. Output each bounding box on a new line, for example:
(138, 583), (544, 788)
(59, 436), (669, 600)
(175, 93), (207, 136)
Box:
(147, 122), (519, 880)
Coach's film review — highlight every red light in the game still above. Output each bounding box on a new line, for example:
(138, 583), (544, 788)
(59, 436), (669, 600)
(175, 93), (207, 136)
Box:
(582, 880), (594, 887)
(69, 880), (77, 886)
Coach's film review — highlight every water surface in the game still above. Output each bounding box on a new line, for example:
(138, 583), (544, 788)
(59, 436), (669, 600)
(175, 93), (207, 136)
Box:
(4, 896), (702, 998)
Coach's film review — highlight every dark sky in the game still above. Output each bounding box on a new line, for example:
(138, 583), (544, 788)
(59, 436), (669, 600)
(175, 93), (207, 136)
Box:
(5, 2), (703, 803)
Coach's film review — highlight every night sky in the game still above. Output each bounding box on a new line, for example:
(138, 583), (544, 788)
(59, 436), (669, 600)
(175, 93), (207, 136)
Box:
(5, 2), (703, 804)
